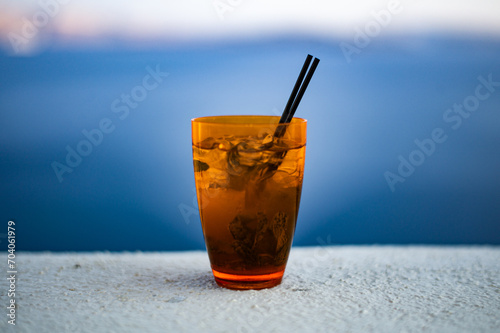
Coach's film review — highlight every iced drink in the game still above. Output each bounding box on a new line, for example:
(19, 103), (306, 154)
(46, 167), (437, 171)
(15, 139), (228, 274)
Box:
(192, 116), (306, 290)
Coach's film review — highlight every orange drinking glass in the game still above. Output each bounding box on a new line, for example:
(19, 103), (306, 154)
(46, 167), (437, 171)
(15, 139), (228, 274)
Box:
(192, 115), (306, 289)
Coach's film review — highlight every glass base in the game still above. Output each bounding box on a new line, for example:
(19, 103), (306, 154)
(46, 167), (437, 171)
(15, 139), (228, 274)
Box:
(212, 269), (284, 290)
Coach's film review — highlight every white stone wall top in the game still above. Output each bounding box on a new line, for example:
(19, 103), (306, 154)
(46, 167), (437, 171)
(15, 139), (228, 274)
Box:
(1, 246), (499, 333)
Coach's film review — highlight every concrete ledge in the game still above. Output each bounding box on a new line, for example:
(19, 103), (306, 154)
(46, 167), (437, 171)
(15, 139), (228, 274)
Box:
(2, 246), (499, 332)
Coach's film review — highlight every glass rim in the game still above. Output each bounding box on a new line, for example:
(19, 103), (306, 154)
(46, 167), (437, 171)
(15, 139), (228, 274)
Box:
(191, 115), (307, 125)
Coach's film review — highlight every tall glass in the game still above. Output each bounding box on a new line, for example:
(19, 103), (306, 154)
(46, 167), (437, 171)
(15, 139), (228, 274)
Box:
(192, 116), (306, 290)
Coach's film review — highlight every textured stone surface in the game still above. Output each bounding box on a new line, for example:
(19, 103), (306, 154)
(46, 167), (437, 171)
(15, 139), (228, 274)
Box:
(1, 246), (499, 332)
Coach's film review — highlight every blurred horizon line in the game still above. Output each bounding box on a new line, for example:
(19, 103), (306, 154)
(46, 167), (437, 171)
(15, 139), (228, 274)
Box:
(2, 30), (500, 57)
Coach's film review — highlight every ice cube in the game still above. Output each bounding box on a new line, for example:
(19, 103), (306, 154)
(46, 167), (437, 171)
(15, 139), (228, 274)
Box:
(229, 213), (258, 243)
(227, 147), (245, 176)
(193, 159), (209, 172)
(236, 141), (264, 167)
(230, 212), (281, 263)
(272, 212), (288, 250)
(198, 137), (218, 149)
(271, 170), (298, 187)
(218, 139), (233, 151)
(262, 134), (273, 145)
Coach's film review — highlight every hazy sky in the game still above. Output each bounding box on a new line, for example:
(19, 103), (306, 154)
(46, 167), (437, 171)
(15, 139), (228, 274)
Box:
(1, 0), (500, 52)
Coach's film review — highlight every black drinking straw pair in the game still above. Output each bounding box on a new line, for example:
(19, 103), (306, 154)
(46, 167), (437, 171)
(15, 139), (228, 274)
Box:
(274, 54), (320, 138)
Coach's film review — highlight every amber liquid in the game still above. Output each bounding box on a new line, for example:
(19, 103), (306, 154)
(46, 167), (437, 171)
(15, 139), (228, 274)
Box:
(193, 134), (305, 289)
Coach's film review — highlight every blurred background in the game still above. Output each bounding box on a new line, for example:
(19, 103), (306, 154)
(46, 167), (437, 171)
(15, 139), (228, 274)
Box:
(1, 0), (499, 251)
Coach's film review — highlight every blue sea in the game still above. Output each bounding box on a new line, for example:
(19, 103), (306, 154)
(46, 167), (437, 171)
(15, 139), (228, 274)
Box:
(1, 34), (499, 251)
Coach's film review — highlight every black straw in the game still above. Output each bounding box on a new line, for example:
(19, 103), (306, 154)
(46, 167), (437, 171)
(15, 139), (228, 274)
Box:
(278, 54), (313, 124)
(284, 57), (320, 123)
(274, 54), (320, 138)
